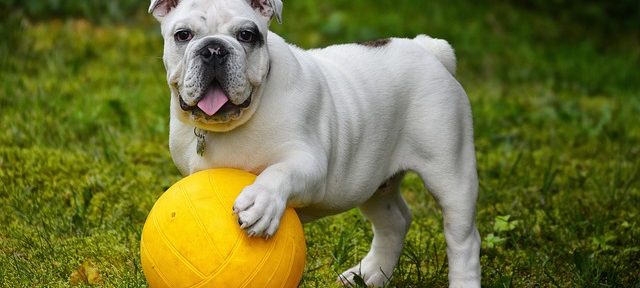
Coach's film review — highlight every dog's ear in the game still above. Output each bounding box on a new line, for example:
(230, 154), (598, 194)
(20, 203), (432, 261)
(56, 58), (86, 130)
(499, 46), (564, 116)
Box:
(149, 0), (180, 20)
(248, 0), (283, 24)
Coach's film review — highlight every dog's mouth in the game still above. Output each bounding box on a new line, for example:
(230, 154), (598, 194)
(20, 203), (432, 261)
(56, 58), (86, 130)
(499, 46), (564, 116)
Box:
(178, 81), (252, 121)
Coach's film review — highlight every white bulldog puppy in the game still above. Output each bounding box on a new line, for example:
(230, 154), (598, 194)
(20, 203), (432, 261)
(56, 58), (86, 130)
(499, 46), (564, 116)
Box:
(149, 0), (480, 286)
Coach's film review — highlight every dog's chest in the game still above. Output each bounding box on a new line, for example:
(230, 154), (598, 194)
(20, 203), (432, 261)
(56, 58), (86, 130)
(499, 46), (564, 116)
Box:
(170, 126), (272, 176)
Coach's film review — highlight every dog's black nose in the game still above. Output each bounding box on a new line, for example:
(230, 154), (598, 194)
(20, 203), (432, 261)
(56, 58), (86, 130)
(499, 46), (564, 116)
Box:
(199, 41), (229, 65)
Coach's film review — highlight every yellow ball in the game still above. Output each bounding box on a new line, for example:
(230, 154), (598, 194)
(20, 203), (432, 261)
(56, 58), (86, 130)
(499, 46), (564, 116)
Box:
(140, 168), (306, 288)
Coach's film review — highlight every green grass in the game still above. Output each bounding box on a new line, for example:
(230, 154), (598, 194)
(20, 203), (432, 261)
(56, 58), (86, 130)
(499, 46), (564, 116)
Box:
(1, 1), (639, 287)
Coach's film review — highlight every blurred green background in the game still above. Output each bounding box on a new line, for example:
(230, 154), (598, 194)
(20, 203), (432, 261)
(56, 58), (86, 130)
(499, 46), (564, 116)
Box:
(1, 0), (639, 287)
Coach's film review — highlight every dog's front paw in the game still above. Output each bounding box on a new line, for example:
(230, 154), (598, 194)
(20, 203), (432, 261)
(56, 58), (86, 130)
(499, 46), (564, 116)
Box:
(232, 183), (286, 238)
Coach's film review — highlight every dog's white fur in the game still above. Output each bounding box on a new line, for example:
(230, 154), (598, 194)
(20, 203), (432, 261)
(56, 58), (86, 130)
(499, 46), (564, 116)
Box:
(150, 0), (480, 286)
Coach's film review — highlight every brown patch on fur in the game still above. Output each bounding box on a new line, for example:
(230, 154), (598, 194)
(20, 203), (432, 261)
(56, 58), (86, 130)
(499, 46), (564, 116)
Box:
(358, 38), (391, 48)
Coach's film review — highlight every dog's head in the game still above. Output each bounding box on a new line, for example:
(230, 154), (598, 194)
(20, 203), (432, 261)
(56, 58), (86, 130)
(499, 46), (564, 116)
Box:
(150, 0), (282, 132)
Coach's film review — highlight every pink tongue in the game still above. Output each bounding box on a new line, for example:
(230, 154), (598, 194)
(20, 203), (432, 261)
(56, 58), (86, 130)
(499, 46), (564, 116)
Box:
(197, 86), (229, 116)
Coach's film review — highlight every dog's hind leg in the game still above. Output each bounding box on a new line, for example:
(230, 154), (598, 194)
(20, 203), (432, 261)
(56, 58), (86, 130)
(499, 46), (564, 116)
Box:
(412, 132), (481, 287)
(338, 172), (411, 287)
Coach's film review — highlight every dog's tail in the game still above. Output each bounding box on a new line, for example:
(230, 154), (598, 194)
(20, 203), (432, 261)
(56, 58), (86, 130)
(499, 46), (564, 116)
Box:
(413, 35), (456, 76)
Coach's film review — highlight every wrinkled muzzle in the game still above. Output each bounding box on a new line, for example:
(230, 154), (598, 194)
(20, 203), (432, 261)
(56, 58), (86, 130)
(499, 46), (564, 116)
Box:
(177, 36), (253, 123)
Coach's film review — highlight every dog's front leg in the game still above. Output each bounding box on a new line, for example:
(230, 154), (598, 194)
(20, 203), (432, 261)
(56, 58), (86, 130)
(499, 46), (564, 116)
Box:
(338, 173), (411, 287)
(232, 151), (324, 238)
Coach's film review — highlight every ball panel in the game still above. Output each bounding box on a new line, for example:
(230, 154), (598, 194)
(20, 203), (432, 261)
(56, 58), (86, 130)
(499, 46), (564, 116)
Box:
(140, 234), (172, 288)
(237, 208), (307, 288)
(153, 182), (226, 276)
(281, 209), (307, 288)
(187, 171), (246, 262)
(238, 228), (287, 288)
(280, 239), (301, 288)
(285, 240), (306, 287)
(258, 239), (290, 288)
(204, 168), (257, 207)
(141, 205), (206, 288)
(200, 226), (278, 287)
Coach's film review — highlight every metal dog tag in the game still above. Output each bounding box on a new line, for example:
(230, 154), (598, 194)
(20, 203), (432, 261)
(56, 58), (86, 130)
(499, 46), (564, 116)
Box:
(194, 128), (207, 157)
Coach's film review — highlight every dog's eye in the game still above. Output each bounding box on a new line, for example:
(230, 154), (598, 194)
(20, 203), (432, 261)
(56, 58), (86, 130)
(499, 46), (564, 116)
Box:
(237, 30), (256, 43)
(174, 30), (193, 42)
